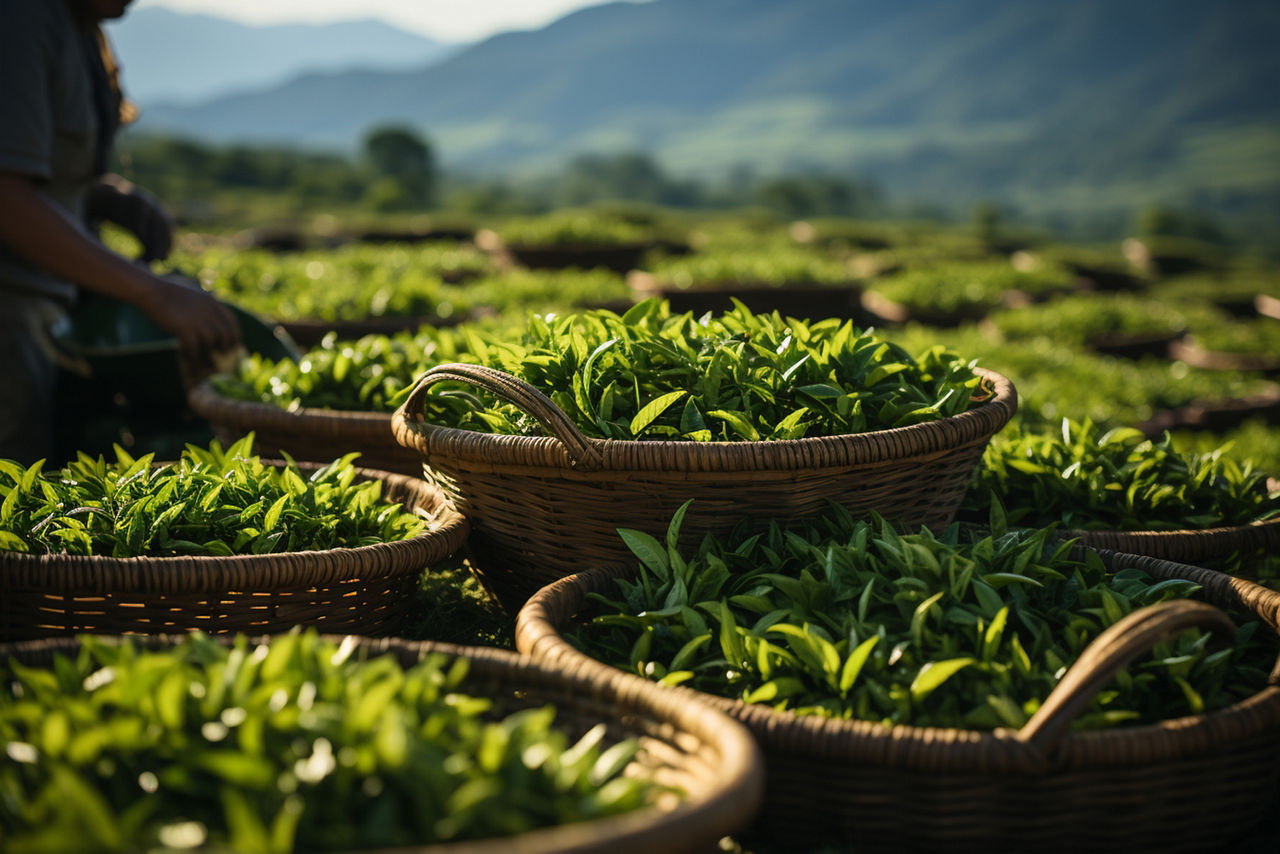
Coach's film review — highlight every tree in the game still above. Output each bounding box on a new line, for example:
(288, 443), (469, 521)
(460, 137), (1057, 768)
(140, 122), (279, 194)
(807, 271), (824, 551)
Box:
(1132, 204), (1226, 245)
(754, 174), (881, 219)
(560, 152), (669, 206)
(361, 125), (436, 210)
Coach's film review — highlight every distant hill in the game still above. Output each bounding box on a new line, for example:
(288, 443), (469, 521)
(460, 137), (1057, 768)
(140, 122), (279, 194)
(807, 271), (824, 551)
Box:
(133, 0), (1280, 224)
(107, 8), (458, 106)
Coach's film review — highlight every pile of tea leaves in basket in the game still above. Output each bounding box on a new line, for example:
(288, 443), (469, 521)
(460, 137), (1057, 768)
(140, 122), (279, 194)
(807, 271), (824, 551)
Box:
(644, 246), (853, 287)
(962, 418), (1280, 531)
(0, 436), (429, 557)
(419, 299), (993, 441)
(0, 631), (655, 852)
(215, 326), (484, 413)
(568, 502), (1275, 729)
(170, 242), (484, 323)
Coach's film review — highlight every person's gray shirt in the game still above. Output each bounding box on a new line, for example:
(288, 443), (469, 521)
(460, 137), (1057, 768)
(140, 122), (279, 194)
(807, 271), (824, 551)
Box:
(0, 0), (101, 305)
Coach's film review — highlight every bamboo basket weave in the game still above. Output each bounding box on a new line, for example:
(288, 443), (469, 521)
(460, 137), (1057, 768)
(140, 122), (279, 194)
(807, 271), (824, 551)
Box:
(391, 363), (1017, 609)
(516, 550), (1280, 853)
(1067, 515), (1280, 567)
(0, 465), (468, 640)
(0, 634), (764, 854)
(189, 379), (423, 477)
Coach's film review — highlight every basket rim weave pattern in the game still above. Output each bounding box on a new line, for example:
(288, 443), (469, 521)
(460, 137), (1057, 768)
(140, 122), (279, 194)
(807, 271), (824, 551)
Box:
(1, 464), (468, 642)
(0, 634), (765, 854)
(189, 380), (398, 445)
(1065, 515), (1280, 562)
(515, 548), (1280, 776)
(0, 463), (467, 596)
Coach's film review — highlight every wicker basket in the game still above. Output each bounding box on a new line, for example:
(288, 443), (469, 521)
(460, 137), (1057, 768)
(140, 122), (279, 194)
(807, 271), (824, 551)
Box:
(516, 551), (1280, 853)
(1085, 329), (1184, 360)
(0, 634), (764, 854)
(859, 289), (995, 327)
(0, 464), (468, 640)
(391, 363), (1017, 609)
(279, 313), (462, 349)
(1138, 385), (1280, 437)
(189, 379), (423, 477)
(1066, 513), (1280, 568)
(1169, 339), (1280, 376)
(627, 271), (864, 321)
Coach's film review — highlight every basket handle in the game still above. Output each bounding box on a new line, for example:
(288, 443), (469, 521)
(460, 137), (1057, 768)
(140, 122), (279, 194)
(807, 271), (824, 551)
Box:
(1017, 599), (1237, 753)
(399, 362), (604, 470)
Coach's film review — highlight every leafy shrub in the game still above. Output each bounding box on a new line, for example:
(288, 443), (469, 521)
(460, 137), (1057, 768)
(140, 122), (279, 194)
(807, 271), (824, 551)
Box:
(1185, 318), (1280, 357)
(496, 212), (652, 247)
(644, 247), (852, 288)
(213, 326), (492, 413)
(461, 268), (630, 313)
(870, 261), (1075, 317)
(1150, 269), (1279, 306)
(883, 325), (1271, 429)
(987, 294), (1197, 344)
(170, 243), (483, 322)
(789, 217), (905, 254)
(1170, 418), (1280, 491)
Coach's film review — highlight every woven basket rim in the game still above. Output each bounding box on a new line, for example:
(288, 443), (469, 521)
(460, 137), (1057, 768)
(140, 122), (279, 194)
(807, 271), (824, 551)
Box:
(392, 366), (1017, 473)
(0, 634), (764, 854)
(1170, 337), (1280, 365)
(277, 314), (457, 333)
(0, 463), (468, 594)
(502, 240), (655, 252)
(516, 548), (1280, 775)
(627, 270), (863, 292)
(189, 380), (396, 434)
(1067, 514), (1280, 545)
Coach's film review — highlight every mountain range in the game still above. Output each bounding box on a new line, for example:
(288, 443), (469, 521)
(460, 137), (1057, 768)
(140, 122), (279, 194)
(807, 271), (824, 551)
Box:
(129, 0), (1280, 223)
(107, 8), (456, 105)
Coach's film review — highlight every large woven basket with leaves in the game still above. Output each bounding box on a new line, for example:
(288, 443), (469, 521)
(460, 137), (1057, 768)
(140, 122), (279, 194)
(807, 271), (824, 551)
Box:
(516, 550), (1280, 854)
(0, 463), (467, 640)
(0, 634), (764, 854)
(189, 379), (424, 477)
(391, 362), (1017, 609)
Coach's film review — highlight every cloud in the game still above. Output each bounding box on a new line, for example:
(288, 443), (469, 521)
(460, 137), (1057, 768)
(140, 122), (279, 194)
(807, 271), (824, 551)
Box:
(131, 0), (639, 41)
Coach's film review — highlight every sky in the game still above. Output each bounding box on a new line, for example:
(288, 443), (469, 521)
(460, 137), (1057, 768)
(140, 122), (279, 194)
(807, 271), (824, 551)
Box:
(131, 0), (639, 42)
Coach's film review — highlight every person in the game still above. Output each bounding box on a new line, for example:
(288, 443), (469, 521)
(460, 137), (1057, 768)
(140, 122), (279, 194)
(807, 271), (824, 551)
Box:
(0, 0), (240, 463)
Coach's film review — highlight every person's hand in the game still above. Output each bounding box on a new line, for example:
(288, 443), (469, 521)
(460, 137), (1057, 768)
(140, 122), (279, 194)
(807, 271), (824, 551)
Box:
(137, 273), (242, 372)
(87, 175), (174, 262)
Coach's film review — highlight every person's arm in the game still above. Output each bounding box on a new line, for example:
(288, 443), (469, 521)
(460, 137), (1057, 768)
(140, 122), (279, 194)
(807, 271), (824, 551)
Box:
(84, 173), (173, 262)
(0, 171), (240, 363)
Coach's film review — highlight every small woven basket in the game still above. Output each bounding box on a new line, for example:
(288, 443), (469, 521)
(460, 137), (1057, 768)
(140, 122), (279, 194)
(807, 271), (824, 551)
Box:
(189, 379), (423, 477)
(516, 551), (1280, 853)
(391, 363), (1017, 609)
(0, 464), (468, 640)
(0, 634), (764, 854)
